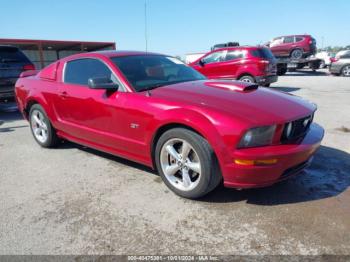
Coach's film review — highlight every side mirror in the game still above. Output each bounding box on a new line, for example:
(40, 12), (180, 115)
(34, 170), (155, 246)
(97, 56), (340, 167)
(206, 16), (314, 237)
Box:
(198, 59), (206, 67)
(88, 77), (119, 90)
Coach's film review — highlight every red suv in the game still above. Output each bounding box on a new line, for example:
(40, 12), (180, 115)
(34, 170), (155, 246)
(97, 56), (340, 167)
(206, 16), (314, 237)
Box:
(189, 46), (277, 87)
(267, 35), (316, 59)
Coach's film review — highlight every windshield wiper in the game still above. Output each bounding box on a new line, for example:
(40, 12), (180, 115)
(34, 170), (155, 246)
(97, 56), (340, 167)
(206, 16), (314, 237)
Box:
(138, 83), (168, 92)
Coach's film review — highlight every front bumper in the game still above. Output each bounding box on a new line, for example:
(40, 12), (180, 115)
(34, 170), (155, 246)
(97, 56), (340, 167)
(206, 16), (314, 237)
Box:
(255, 75), (278, 85)
(222, 123), (324, 189)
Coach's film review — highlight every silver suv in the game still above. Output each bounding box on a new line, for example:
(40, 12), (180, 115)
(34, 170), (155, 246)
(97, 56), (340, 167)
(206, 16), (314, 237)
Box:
(329, 50), (350, 77)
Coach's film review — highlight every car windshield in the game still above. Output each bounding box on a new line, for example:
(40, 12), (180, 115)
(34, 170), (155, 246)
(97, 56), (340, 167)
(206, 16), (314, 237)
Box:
(0, 47), (30, 63)
(112, 55), (206, 92)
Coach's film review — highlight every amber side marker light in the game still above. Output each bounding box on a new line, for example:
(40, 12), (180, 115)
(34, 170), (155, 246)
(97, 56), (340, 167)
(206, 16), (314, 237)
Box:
(234, 159), (278, 166)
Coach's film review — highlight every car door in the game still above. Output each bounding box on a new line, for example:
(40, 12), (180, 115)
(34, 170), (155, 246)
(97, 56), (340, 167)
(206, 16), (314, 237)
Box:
(191, 50), (227, 79)
(218, 50), (246, 79)
(281, 36), (295, 56)
(54, 57), (129, 150)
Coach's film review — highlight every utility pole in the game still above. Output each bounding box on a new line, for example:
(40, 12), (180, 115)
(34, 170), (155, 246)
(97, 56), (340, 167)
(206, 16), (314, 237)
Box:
(144, 0), (148, 52)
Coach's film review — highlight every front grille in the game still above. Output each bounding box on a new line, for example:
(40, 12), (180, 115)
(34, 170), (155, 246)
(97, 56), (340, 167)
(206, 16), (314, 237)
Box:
(281, 114), (313, 143)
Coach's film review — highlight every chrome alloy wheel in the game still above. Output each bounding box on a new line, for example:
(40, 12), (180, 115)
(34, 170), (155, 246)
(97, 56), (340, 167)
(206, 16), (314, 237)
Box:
(342, 65), (350, 76)
(160, 138), (201, 191)
(241, 78), (253, 83)
(30, 109), (48, 143)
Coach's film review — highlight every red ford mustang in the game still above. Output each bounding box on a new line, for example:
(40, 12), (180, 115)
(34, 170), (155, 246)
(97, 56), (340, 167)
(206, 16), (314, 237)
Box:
(15, 51), (324, 199)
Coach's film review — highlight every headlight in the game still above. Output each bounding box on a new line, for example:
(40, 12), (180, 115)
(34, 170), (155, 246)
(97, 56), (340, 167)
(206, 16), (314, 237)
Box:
(238, 125), (276, 148)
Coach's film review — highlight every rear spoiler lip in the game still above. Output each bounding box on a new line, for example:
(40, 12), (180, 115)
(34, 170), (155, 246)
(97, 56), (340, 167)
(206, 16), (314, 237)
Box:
(19, 70), (39, 78)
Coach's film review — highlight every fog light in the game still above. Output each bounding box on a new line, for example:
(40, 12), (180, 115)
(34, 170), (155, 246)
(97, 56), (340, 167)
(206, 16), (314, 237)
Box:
(234, 158), (278, 166)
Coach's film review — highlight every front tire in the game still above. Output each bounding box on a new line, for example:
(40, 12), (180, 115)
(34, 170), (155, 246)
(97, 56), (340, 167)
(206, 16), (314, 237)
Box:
(155, 128), (221, 199)
(29, 104), (59, 148)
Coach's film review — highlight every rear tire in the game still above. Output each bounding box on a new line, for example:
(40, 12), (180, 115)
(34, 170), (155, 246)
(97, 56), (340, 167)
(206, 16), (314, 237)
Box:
(290, 49), (303, 59)
(29, 104), (59, 148)
(277, 67), (287, 76)
(238, 75), (255, 83)
(155, 128), (222, 199)
(320, 60), (326, 68)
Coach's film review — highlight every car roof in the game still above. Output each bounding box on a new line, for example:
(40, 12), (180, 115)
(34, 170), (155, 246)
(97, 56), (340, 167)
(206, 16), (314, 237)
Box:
(275, 34), (311, 38)
(59, 50), (167, 61)
(0, 45), (19, 50)
(92, 50), (164, 58)
(213, 46), (263, 52)
(336, 50), (350, 56)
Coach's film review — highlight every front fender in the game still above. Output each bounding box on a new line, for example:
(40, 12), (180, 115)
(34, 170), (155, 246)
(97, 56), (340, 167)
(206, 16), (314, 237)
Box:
(147, 108), (237, 169)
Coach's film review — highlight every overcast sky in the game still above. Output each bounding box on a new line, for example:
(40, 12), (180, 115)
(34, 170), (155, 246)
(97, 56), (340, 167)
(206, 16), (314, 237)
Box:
(2, 0), (349, 55)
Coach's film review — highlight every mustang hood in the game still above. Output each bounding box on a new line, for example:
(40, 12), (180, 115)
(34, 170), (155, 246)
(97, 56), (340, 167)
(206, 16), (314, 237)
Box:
(149, 80), (316, 125)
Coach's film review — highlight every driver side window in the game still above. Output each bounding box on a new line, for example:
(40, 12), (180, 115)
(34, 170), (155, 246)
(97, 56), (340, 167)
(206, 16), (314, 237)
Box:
(202, 50), (227, 64)
(64, 58), (119, 87)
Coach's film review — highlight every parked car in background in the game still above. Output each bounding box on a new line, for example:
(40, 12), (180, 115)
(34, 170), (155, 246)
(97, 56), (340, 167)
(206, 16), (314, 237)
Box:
(189, 46), (278, 86)
(15, 51), (324, 198)
(0, 46), (35, 101)
(266, 35), (317, 59)
(315, 51), (334, 68)
(329, 50), (350, 76)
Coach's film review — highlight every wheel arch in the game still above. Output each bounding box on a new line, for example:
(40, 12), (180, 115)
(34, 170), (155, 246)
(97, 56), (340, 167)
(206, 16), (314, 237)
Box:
(24, 99), (40, 119)
(151, 123), (202, 168)
(23, 96), (56, 125)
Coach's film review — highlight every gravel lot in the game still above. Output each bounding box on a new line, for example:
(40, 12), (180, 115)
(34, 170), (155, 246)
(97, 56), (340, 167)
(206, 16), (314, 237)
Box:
(0, 69), (349, 255)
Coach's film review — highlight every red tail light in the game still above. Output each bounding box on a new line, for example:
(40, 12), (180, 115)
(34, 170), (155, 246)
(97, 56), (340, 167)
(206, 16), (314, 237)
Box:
(259, 60), (270, 72)
(23, 64), (35, 71)
(330, 58), (339, 63)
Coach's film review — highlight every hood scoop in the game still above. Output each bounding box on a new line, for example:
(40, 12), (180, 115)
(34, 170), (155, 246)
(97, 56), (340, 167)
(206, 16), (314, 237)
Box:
(205, 80), (259, 92)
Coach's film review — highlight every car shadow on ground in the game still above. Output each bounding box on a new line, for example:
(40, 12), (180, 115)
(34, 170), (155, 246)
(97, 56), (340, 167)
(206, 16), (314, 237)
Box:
(60, 141), (350, 206)
(270, 86), (301, 93)
(200, 145), (350, 205)
(285, 70), (329, 77)
(0, 110), (27, 132)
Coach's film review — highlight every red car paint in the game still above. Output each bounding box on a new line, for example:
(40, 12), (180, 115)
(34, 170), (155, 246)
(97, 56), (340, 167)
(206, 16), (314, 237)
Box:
(267, 34), (317, 58)
(15, 51), (324, 189)
(189, 46), (278, 86)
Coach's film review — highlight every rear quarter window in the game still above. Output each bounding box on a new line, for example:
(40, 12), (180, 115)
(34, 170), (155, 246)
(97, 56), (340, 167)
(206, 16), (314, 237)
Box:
(250, 48), (276, 60)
